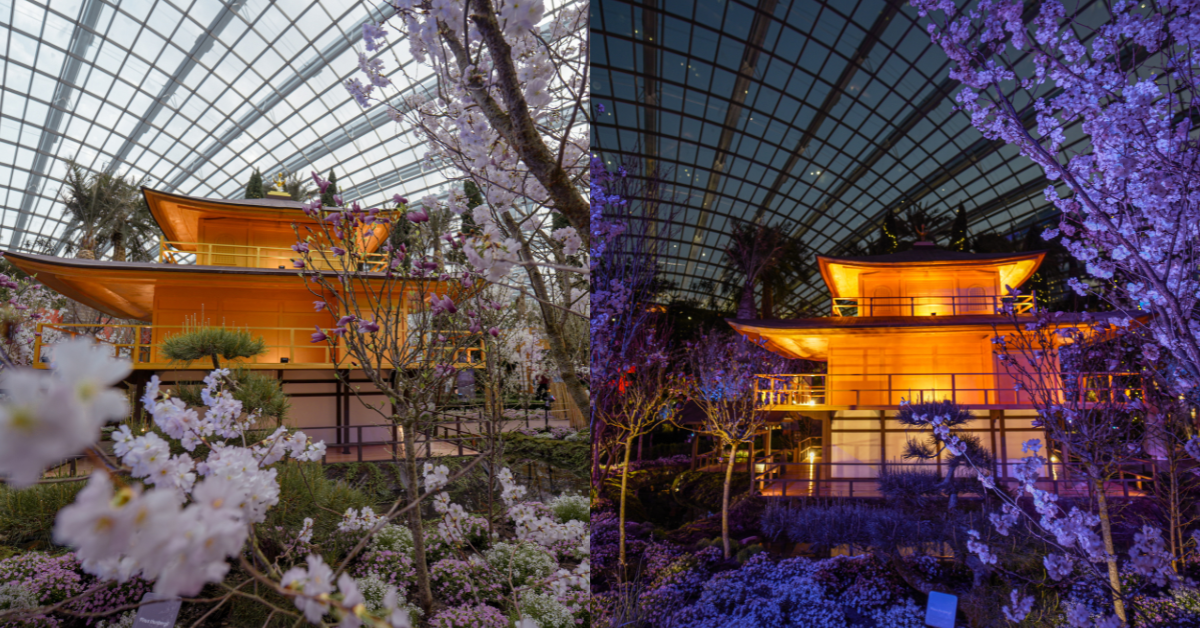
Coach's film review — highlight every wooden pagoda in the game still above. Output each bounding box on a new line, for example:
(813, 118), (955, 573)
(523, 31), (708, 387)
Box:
(4, 188), (481, 460)
(721, 242), (1129, 497)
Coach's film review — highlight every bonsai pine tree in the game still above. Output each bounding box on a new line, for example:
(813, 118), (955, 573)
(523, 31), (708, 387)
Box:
(244, 168), (264, 199)
(161, 320), (267, 371)
(320, 169), (339, 206)
(948, 204), (970, 252)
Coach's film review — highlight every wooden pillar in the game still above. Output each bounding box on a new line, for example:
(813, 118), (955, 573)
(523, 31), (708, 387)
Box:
(998, 409), (1009, 478)
(821, 415), (832, 484)
(878, 412), (886, 472)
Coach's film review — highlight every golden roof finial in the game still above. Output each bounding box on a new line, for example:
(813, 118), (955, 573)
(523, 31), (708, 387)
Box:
(273, 171), (287, 191)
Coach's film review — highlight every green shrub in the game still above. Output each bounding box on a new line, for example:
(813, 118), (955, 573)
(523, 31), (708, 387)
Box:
(501, 433), (588, 477)
(484, 541), (556, 587)
(160, 322), (266, 369)
(0, 481), (84, 549)
(518, 591), (576, 628)
(548, 494), (588, 524)
(370, 524), (414, 555)
(266, 463), (372, 551)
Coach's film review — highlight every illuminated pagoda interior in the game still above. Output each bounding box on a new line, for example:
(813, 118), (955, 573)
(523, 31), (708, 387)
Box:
(4, 185), (476, 452)
(724, 242), (1091, 497)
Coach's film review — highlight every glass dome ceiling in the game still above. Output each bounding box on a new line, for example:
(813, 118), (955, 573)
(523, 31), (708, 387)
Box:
(592, 0), (1094, 315)
(0, 0), (444, 254)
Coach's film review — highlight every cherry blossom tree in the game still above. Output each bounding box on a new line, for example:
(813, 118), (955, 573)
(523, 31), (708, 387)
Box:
(289, 190), (495, 610)
(593, 326), (677, 578)
(345, 0), (591, 425)
(911, 0), (1200, 396)
(681, 330), (791, 559)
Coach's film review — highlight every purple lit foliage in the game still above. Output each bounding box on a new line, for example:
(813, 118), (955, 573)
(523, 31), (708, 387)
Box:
(911, 0), (1200, 394)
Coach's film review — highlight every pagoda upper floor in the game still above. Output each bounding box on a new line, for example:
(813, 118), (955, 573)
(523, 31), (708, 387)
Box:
(145, 188), (391, 270)
(816, 242), (1044, 318)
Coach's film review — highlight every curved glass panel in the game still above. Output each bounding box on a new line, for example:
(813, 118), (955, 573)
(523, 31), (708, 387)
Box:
(592, 0), (1093, 314)
(0, 0), (443, 254)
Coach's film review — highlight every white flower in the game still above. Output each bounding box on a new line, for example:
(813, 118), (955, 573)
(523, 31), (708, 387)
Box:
(337, 573), (365, 628)
(298, 517), (314, 544)
(50, 337), (131, 422)
(499, 0), (545, 36)
(283, 554), (336, 624)
(0, 369), (93, 487)
(423, 463), (450, 491)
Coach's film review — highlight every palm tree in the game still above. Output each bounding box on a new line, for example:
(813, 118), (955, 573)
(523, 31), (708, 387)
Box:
(722, 220), (803, 319)
(58, 162), (156, 260)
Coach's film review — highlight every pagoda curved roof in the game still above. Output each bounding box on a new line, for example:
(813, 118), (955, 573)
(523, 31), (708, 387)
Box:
(817, 246), (1046, 299)
(2, 250), (464, 322)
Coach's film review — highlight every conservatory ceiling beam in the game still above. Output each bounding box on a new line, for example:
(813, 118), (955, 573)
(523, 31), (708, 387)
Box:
(8, 0), (105, 249)
(680, 0), (778, 284)
(108, 0), (249, 171)
(640, 0), (659, 177)
(752, 0), (900, 236)
(161, 1), (393, 194)
(49, 0), (248, 256)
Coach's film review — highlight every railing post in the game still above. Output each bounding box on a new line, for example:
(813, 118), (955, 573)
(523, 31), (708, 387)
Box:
(357, 426), (363, 462)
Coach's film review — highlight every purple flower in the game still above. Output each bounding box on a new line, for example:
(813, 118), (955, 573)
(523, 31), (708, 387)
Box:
(332, 246), (346, 256)
(488, 327), (499, 337)
(407, 209), (429, 223)
(311, 327), (328, 343)
(362, 22), (388, 52)
(312, 171), (330, 192)
(313, 301), (327, 312)
(337, 315), (356, 326)
(359, 321), (380, 333)
(393, 194), (408, 205)
(343, 77), (373, 108)
(292, 259), (305, 269)
(292, 242), (310, 253)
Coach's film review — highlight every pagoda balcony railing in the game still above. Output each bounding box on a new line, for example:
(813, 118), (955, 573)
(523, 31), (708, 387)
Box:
(755, 372), (1143, 409)
(32, 323), (484, 370)
(830, 293), (1036, 317)
(158, 240), (389, 271)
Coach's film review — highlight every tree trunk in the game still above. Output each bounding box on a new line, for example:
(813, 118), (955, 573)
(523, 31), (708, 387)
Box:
(501, 214), (589, 422)
(618, 433), (635, 578)
(737, 281), (756, 319)
(402, 418), (434, 610)
(111, 231), (127, 262)
(722, 442), (737, 559)
(761, 280), (774, 319)
(1095, 477), (1126, 622)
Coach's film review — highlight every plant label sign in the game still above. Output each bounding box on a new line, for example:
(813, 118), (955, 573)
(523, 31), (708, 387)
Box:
(925, 590), (957, 628)
(133, 592), (181, 628)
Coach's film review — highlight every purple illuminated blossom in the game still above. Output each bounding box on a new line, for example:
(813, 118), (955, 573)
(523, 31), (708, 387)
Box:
(292, 259), (305, 269)
(313, 301), (326, 312)
(407, 209), (429, 223)
(311, 327), (328, 343)
(358, 320), (380, 333)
